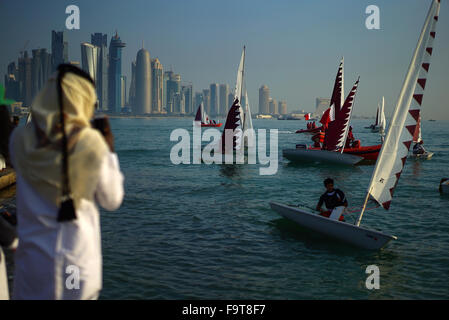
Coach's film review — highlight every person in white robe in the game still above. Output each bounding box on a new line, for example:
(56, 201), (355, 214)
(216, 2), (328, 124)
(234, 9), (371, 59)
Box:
(9, 66), (124, 300)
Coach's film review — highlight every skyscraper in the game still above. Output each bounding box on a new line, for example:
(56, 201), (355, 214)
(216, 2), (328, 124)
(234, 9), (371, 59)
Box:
(181, 84), (193, 114)
(166, 72), (180, 114)
(18, 51), (32, 106)
(202, 89), (210, 115)
(80, 43), (98, 82)
(134, 47), (151, 115)
(128, 61), (136, 110)
(51, 31), (68, 71)
(108, 32), (126, 113)
(269, 98), (278, 114)
(121, 75), (127, 108)
(31, 48), (51, 98)
(4, 62), (20, 101)
(194, 92), (203, 111)
(279, 100), (287, 115)
(91, 33), (108, 111)
(151, 58), (163, 113)
(210, 83), (219, 116)
(259, 85), (270, 114)
(219, 84), (229, 116)
(228, 92), (234, 110)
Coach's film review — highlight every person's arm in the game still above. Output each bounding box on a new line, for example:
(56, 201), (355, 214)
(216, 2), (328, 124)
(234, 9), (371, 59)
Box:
(339, 190), (348, 207)
(316, 196), (325, 212)
(95, 152), (124, 211)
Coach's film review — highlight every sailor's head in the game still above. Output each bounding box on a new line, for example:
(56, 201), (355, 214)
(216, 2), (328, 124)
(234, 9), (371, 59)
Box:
(419, 140), (424, 144)
(349, 126), (353, 131)
(324, 178), (334, 191)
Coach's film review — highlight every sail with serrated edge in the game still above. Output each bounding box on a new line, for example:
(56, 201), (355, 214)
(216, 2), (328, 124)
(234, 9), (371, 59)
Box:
(364, 0), (440, 211)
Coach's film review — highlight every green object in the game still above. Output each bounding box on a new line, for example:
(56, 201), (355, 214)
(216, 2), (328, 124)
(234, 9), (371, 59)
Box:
(0, 84), (15, 106)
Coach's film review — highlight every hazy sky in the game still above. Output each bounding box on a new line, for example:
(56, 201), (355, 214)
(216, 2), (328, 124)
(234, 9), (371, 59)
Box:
(1, 0), (448, 119)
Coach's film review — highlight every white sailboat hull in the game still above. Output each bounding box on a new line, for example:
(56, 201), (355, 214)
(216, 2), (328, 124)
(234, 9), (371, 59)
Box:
(270, 202), (396, 250)
(409, 151), (434, 160)
(283, 148), (363, 165)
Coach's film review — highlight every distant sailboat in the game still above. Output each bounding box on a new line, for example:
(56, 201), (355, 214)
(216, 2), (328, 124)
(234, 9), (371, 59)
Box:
(194, 103), (222, 127)
(220, 46), (255, 152)
(368, 97), (386, 135)
(271, 0), (441, 250)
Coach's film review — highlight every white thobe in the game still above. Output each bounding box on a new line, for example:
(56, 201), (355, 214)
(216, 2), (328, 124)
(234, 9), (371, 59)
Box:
(11, 152), (124, 300)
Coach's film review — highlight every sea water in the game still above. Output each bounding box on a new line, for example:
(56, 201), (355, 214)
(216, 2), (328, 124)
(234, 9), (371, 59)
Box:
(98, 118), (449, 299)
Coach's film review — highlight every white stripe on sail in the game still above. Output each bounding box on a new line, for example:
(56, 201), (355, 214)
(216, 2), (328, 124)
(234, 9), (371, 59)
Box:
(363, 0), (440, 213)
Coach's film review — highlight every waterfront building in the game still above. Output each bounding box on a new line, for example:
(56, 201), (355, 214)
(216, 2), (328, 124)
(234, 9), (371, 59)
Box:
(151, 58), (163, 113)
(219, 84), (229, 116)
(259, 85), (270, 114)
(134, 47), (151, 114)
(210, 83), (219, 116)
(51, 31), (68, 71)
(108, 32), (126, 113)
(91, 33), (108, 111)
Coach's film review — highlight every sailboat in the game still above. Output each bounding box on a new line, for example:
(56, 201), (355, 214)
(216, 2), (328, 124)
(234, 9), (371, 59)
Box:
(194, 103), (222, 127)
(296, 58), (344, 135)
(271, 0), (441, 250)
(368, 97), (386, 134)
(409, 112), (434, 159)
(220, 46), (255, 153)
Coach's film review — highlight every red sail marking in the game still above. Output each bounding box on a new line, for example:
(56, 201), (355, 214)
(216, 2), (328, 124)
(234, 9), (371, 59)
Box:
(417, 78), (427, 90)
(430, 31), (436, 38)
(382, 201), (391, 210)
(413, 94), (423, 105)
(409, 109), (420, 122)
(434, 16), (438, 21)
(406, 124), (417, 137)
(422, 63), (430, 72)
(403, 140), (412, 150)
(330, 61), (343, 111)
(426, 47), (433, 55)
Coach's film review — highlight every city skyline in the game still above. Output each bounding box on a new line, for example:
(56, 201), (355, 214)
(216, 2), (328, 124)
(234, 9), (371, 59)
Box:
(1, 0), (449, 119)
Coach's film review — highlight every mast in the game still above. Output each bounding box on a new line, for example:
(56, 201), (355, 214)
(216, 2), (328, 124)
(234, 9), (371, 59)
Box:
(355, 0), (440, 226)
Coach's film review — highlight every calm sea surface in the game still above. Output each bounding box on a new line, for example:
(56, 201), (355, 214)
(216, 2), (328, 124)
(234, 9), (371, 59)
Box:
(97, 118), (448, 299)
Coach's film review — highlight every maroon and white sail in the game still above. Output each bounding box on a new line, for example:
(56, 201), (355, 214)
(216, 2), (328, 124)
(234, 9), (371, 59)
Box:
(323, 78), (360, 152)
(194, 103), (210, 125)
(330, 57), (345, 112)
(220, 99), (241, 152)
(357, 0), (440, 220)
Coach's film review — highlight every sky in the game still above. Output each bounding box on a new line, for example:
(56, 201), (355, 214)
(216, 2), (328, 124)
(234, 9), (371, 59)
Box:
(0, 0), (448, 119)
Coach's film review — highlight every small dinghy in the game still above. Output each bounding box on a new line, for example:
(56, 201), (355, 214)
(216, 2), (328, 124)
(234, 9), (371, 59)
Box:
(271, 0), (441, 250)
(283, 147), (363, 165)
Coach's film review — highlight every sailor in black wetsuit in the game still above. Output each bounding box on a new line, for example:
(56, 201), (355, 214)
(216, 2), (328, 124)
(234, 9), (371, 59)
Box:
(316, 178), (348, 220)
(412, 140), (426, 155)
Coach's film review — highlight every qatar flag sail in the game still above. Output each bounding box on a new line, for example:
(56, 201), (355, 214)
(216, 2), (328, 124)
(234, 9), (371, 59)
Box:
(379, 96), (386, 135)
(323, 78), (360, 152)
(234, 46), (246, 130)
(330, 57), (344, 113)
(356, 0), (440, 226)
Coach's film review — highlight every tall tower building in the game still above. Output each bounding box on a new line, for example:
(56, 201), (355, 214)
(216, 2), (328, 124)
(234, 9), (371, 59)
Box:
(31, 48), (51, 99)
(18, 51), (32, 106)
(194, 92), (203, 110)
(269, 98), (278, 114)
(134, 47), (151, 115)
(108, 32), (126, 113)
(259, 85), (270, 114)
(228, 91), (234, 110)
(166, 73), (180, 114)
(181, 84), (193, 114)
(209, 83), (219, 116)
(51, 31), (68, 71)
(219, 84), (229, 116)
(128, 61), (136, 110)
(80, 43), (98, 83)
(121, 75), (127, 108)
(91, 33), (108, 111)
(151, 58), (163, 113)
(279, 100), (287, 115)
(202, 89), (211, 115)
